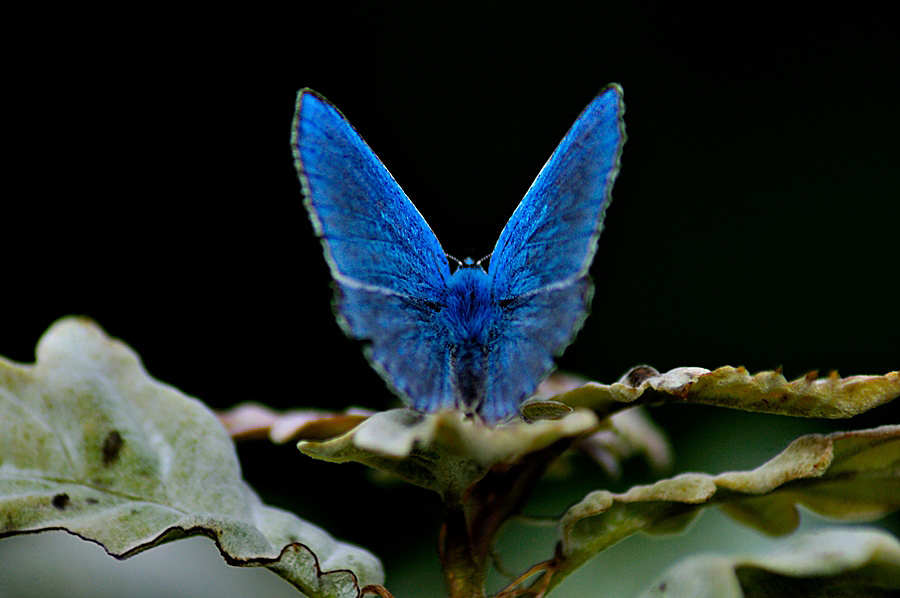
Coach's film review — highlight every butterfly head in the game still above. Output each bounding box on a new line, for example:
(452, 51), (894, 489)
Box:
(447, 254), (491, 274)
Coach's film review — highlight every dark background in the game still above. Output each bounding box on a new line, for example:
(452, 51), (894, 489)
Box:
(4, 3), (898, 595)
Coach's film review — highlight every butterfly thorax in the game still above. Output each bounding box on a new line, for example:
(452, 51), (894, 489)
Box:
(444, 264), (494, 340)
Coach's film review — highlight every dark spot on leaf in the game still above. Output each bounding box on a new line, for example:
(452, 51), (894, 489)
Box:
(52, 493), (70, 509)
(625, 365), (659, 387)
(657, 581), (666, 591)
(102, 430), (123, 466)
(86, 497), (99, 505)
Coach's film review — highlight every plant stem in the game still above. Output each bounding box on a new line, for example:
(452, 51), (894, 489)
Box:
(440, 501), (488, 598)
(438, 438), (576, 597)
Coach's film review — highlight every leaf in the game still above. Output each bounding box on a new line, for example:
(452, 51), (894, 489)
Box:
(0, 317), (383, 598)
(638, 527), (900, 597)
(527, 371), (673, 477)
(559, 365), (900, 418)
(578, 407), (673, 478)
(547, 425), (900, 593)
(218, 402), (373, 443)
(298, 407), (599, 496)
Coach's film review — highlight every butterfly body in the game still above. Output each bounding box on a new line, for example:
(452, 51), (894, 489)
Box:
(293, 86), (625, 423)
(441, 262), (496, 411)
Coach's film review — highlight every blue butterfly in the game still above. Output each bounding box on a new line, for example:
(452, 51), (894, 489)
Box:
(292, 85), (625, 423)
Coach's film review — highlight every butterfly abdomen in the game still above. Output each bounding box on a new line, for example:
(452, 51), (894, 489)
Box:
(442, 265), (496, 410)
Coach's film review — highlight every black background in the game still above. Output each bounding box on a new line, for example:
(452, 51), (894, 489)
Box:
(4, 2), (898, 592)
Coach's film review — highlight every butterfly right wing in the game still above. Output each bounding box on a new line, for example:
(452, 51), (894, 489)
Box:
(481, 85), (626, 421)
(292, 89), (455, 411)
(490, 85), (625, 296)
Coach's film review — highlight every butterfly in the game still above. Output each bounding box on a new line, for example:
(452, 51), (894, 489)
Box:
(292, 85), (625, 423)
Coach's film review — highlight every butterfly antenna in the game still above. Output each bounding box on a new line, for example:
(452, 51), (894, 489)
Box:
(476, 252), (492, 268)
(446, 254), (462, 271)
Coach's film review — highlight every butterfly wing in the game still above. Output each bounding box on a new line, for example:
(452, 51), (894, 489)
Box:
(482, 84), (626, 421)
(292, 89), (455, 411)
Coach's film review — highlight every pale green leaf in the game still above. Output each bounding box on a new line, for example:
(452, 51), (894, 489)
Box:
(549, 425), (900, 592)
(298, 407), (599, 495)
(639, 528), (900, 597)
(559, 365), (899, 418)
(0, 317), (383, 598)
(280, 371), (668, 486)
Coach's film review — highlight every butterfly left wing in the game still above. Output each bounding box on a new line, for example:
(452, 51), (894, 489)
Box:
(292, 89), (456, 411)
(481, 85), (626, 421)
